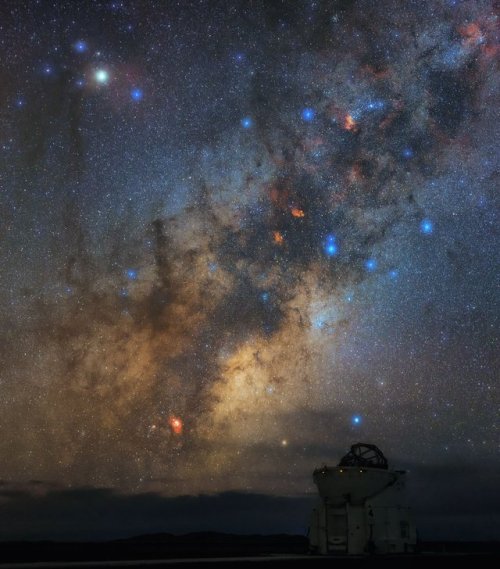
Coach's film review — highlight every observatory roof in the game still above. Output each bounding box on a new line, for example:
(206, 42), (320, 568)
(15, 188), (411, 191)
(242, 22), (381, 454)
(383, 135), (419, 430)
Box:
(338, 443), (388, 470)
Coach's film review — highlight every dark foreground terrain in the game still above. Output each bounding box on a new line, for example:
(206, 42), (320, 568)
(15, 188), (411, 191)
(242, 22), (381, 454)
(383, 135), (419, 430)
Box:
(0, 534), (498, 567)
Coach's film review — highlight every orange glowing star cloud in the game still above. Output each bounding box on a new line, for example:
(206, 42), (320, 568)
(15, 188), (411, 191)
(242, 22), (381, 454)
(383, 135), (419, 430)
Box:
(273, 230), (284, 245)
(168, 416), (183, 435)
(290, 207), (305, 218)
(344, 114), (357, 131)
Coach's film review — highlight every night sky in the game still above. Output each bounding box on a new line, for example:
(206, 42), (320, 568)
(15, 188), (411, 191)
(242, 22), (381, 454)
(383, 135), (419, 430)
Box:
(0, 0), (499, 541)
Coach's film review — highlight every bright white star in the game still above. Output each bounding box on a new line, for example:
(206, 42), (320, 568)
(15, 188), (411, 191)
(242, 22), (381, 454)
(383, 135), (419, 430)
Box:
(94, 69), (110, 84)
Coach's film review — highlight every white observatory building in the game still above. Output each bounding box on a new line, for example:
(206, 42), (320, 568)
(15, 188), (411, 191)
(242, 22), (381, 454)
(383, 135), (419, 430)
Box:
(309, 443), (417, 555)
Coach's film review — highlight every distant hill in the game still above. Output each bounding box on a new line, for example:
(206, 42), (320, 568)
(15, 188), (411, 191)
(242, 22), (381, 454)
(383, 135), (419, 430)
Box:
(0, 533), (309, 563)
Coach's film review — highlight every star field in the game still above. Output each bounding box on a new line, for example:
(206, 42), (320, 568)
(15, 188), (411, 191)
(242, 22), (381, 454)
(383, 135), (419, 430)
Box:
(0, 0), (498, 517)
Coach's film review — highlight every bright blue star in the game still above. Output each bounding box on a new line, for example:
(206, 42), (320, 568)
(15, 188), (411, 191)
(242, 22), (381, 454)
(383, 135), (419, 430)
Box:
(241, 116), (252, 129)
(323, 234), (338, 257)
(43, 66), (53, 75)
(420, 218), (433, 234)
(208, 262), (218, 273)
(402, 147), (414, 159)
(325, 243), (338, 256)
(261, 291), (270, 303)
(352, 415), (362, 425)
(389, 269), (399, 280)
(15, 98), (25, 108)
(365, 258), (377, 271)
(235, 52), (245, 62)
(131, 88), (143, 101)
(74, 40), (87, 53)
(301, 107), (315, 121)
(125, 269), (138, 280)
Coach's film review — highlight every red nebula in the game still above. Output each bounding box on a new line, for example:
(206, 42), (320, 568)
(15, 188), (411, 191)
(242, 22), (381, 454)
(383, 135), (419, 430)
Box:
(290, 207), (305, 218)
(273, 230), (284, 245)
(459, 22), (483, 47)
(168, 416), (183, 435)
(344, 114), (357, 132)
(269, 184), (290, 210)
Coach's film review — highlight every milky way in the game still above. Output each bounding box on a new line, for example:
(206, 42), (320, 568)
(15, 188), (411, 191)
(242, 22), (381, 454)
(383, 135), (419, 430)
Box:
(0, 0), (498, 504)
